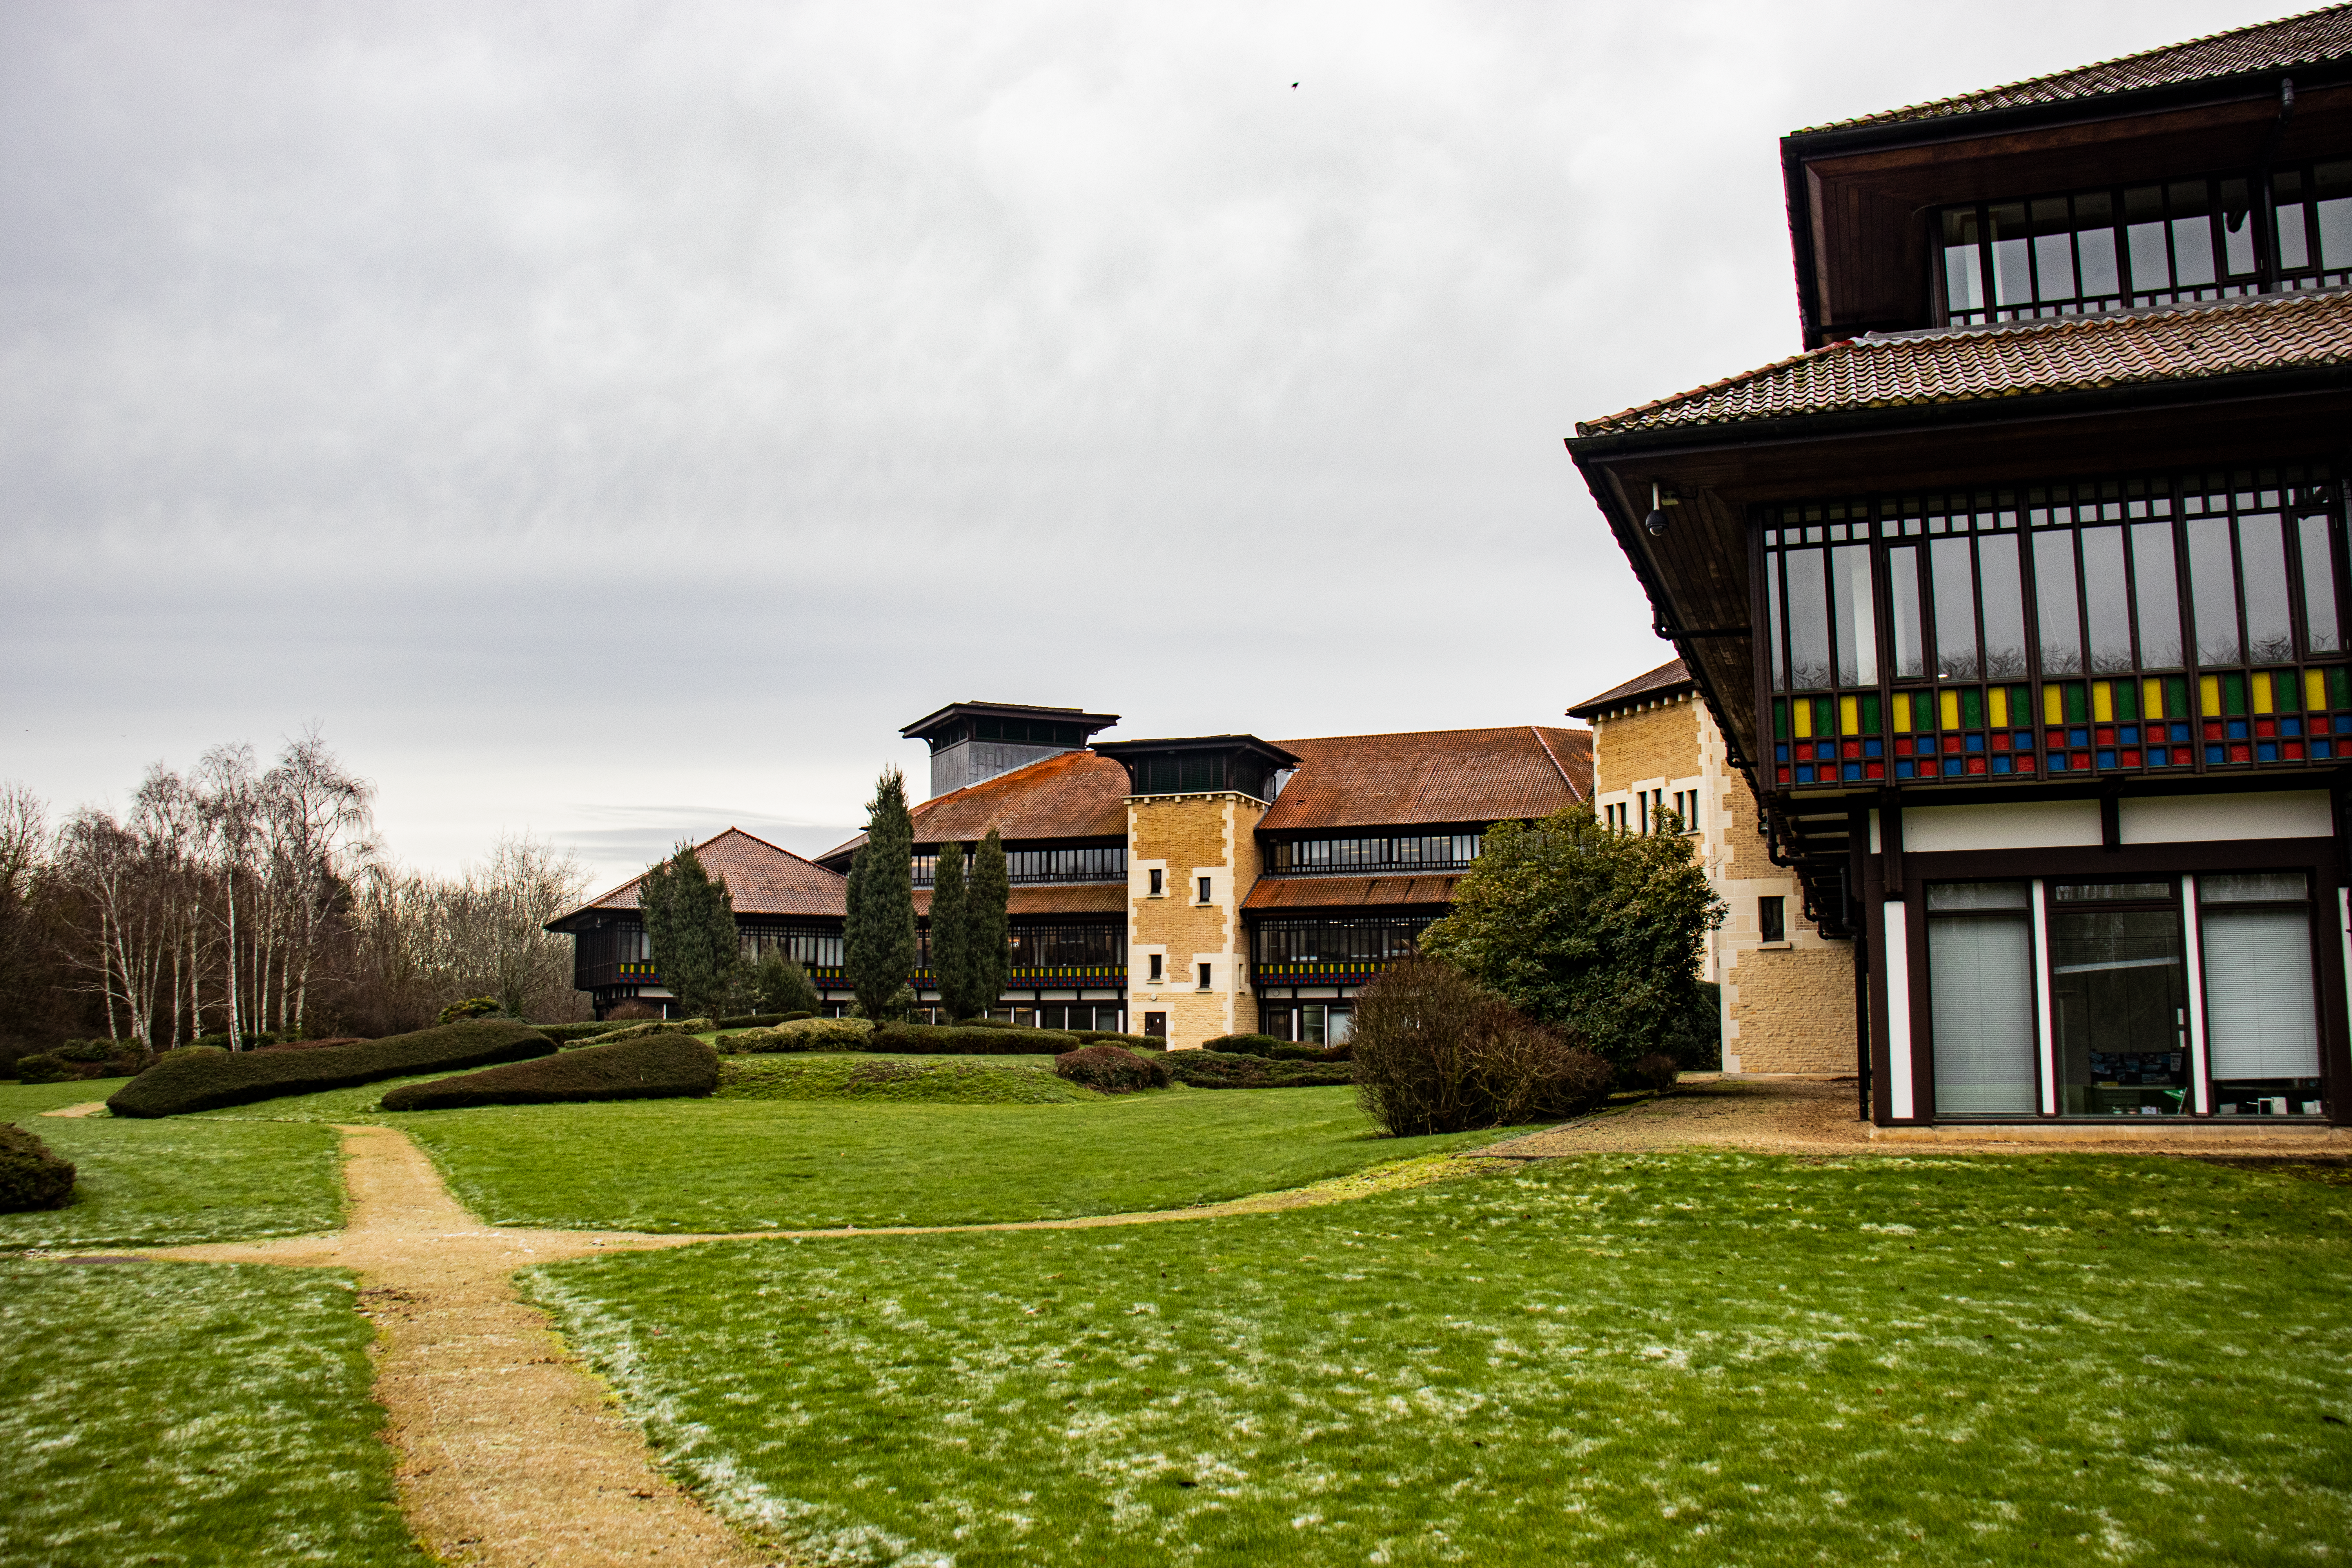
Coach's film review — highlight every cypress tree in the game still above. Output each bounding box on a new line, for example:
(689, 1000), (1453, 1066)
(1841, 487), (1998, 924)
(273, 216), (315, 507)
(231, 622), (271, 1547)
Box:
(637, 844), (742, 1019)
(967, 828), (1011, 1019)
(929, 840), (971, 1021)
(748, 951), (821, 1016)
(844, 768), (917, 1022)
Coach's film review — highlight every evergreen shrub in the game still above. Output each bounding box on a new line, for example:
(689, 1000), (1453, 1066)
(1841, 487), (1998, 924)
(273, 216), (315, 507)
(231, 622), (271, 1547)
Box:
(869, 1022), (1076, 1056)
(1067, 1029), (1164, 1051)
(107, 1020), (555, 1118)
(381, 1034), (718, 1110)
(1619, 1052), (1683, 1094)
(252, 1037), (370, 1053)
(1163, 1051), (1354, 1090)
(0, 1123), (76, 1212)
(438, 997), (505, 1025)
(715, 1012), (813, 1031)
(11, 1053), (77, 1085)
(535, 1022), (632, 1045)
(1350, 956), (1613, 1134)
(1052, 1044), (1171, 1094)
(727, 1016), (872, 1052)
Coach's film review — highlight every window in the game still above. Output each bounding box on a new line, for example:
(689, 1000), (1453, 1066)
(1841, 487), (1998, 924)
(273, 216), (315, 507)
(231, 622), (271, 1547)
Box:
(1267, 833), (1482, 873)
(1147, 953), (1163, 982)
(1261, 1002), (1353, 1044)
(1762, 465), (2346, 788)
(1671, 789), (1700, 833)
(1935, 163), (2352, 328)
(1198, 962), (1213, 990)
(1925, 882), (2039, 1114)
(1758, 896), (1785, 945)
(1603, 802), (1630, 831)
(1253, 916), (1435, 971)
(2050, 880), (2188, 1116)
(1197, 876), (1213, 904)
(1634, 788), (1666, 833)
(914, 845), (1125, 886)
(1148, 868), (1165, 897)
(2200, 873), (2324, 1116)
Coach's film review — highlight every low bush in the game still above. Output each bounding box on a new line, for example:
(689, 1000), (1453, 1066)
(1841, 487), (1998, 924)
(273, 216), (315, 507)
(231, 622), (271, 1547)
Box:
(1202, 1033), (1285, 1056)
(107, 1019), (556, 1118)
(12, 1053), (78, 1085)
(438, 996), (506, 1024)
(1067, 1030), (1164, 1051)
(381, 1034), (718, 1110)
(1661, 980), (1723, 1072)
(1350, 956), (1613, 1135)
(604, 998), (664, 1020)
(575, 1018), (714, 1046)
(714, 1011), (813, 1031)
(252, 1036), (370, 1053)
(192, 1030), (278, 1051)
(1053, 1045), (1171, 1094)
(538, 1022), (633, 1045)
(0, 1123), (76, 1212)
(718, 1016), (873, 1053)
(869, 1023), (1078, 1056)
(1163, 1051), (1354, 1090)
(1619, 1052), (1683, 1094)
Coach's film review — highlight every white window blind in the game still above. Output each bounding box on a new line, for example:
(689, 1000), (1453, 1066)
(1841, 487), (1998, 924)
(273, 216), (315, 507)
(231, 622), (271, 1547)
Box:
(1929, 913), (2039, 1113)
(2200, 906), (2321, 1080)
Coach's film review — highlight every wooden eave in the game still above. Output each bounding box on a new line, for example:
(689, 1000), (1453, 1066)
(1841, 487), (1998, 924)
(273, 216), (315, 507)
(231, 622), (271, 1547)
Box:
(1782, 69), (2352, 348)
(1566, 365), (2352, 772)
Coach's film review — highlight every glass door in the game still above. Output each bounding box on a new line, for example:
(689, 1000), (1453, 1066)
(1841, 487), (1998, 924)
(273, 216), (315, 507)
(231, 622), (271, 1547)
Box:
(2198, 873), (2327, 1117)
(1925, 882), (2040, 1114)
(2049, 880), (2189, 1115)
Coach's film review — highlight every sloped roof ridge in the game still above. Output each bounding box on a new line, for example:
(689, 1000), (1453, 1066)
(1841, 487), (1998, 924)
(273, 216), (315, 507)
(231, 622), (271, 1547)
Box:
(1793, 3), (2352, 133)
(571, 824), (773, 909)
(1568, 659), (1693, 716)
(1574, 287), (2352, 437)
(1271, 721), (1583, 747)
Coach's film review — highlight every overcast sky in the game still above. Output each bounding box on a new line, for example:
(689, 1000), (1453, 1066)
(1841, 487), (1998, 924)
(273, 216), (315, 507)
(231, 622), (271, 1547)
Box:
(0, 0), (2296, 891)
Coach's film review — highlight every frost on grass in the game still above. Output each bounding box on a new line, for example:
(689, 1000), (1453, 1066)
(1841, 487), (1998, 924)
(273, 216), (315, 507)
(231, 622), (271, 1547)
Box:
(527, 1153), (2352, 1566)
(0, 1259), (416, 1567)
(0, 1115), (345, 1249)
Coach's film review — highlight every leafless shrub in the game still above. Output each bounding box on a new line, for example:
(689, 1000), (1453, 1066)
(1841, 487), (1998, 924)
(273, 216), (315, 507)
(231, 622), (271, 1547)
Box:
(1352, 955), (1614, 1136)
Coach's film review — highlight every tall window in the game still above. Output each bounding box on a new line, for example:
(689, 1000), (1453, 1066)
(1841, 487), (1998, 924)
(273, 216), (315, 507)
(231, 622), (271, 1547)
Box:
(2199, 873), (2324, 1115)
(1763, 465), (2345, 786)
(1758, 896), (1785, 944)
(1254, 916), (1435, 971)
(1937, 162), (2352, 326)
(1925, 883), (2038, 1114)
(1268, 833), (1482, 873)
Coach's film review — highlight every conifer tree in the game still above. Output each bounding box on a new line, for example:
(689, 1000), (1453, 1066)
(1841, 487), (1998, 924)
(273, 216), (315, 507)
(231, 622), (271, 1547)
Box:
(928, 840), (971, 1021)
(748, 950), (821, 1016)
(967, 828), (1011, 1018)
(637, 844), (743, 1020)
(844, 768), (917, 1022)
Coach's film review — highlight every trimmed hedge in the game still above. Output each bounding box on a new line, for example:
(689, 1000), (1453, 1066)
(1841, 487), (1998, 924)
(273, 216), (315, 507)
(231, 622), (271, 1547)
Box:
(1201, 1033), (1350, 1062)
(12, 1053), (80, 1085)
(721, 1017), (873, 1053)
(252, 1036), (370, 1053)
(0, 1123), (76, 1212)
(1067, 1030), (1165, 1051)
(538, 1022), (633, 1045)
(868, 1023), (1078, 1056)
(106, 1020), (557, 1118)
(715, 1011), (813, 1031)
(1053, 1045), (1170, 1094)
(381, 1034), (719, 1110)
(1164, 1050), (1355, 1090)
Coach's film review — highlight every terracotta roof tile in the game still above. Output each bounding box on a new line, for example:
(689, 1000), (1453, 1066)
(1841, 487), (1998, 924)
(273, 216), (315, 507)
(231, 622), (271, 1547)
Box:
(558, 828), (847, 922)
(1567, 659), (1692, 719)
(1797, 4), (2352, 132)
(1575, 290), (2352, 437)
(818, 750), (1132, 864)
(911, 884), (1127, 918)
(1261, 727), (1590, 831)
(1243, 874), (1463, 911)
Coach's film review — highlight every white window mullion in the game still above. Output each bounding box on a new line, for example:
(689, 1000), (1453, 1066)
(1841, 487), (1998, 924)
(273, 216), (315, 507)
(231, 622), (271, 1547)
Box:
(2181, 877), (2211, 1115)
(2032, 878), (2056, 1116)
(1885, 898), (1914, 1119)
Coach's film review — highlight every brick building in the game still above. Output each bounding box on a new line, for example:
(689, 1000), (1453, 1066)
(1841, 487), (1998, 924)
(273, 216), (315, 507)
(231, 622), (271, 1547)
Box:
(550, 702), (1590, 1048)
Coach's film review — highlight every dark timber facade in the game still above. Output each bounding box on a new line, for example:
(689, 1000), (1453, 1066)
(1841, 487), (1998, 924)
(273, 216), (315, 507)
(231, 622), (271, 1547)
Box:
(1570, 6), (2352, 1132)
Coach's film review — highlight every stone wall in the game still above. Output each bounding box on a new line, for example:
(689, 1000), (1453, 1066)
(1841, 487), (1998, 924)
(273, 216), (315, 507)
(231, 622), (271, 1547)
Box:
(1127, 791), (1264, 1049)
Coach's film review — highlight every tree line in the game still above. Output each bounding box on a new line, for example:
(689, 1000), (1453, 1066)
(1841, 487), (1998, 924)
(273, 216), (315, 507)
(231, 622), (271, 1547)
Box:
(0, 733), (592, 1066)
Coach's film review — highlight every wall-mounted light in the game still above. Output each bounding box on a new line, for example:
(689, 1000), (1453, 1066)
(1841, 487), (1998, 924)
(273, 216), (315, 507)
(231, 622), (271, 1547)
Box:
(1644, 482), (1680, 537)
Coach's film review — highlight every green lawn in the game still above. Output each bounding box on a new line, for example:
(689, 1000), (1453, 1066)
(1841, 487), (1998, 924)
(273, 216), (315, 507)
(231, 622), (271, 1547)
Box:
(524, 1152), (2352, 1567)
(715, 1054), (1100, 1105)
(1, 1081), (347, 1249)
(0, 1258), (421, 1565)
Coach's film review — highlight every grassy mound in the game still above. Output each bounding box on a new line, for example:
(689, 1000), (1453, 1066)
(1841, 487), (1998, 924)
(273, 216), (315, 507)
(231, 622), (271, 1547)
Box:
(381, 1034), (719, 1110)
(107, 1020), (556, 1118)
(1165, 1050), (1354, 1090)
(0, 1123), (75, 1212)
(720, 1017), (872, 1053)
(717, 1056), (1099, 1105)
(1053, 1045), (1170, 1094)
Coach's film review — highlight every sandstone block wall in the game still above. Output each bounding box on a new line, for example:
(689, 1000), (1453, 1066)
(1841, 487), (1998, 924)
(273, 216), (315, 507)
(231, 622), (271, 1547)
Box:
(1722, 940), (1856, 1073)
(1128, 791), (1263, 1049)
(1592, 702), (1698, 797)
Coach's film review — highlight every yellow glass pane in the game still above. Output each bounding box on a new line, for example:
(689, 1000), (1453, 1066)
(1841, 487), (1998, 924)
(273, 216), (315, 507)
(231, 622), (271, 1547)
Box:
(2043, 684), (2063, 724)
(2200, 675), (2222, 716)
(1840, 696), (1859, 736)
(2092, 681), (2114, 722)
(1939, 689), (1960, 731)
(2143, 677), (2165, 719)
(1793, 701), (1813, 738)
(2253, 671), (2275, 714)
(1988, 688), (2009, 727)
(1893, 692), (1913, 733)
(2308, 669), (2329, 712)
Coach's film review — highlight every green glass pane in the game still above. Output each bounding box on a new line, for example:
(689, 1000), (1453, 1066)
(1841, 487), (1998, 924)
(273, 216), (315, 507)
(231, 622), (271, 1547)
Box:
(1774, 699), (1788, 739)
(2166, 675), (2190, 717)
(2224, 672), (2248, 715)
(2276, 670), (2302, 712)
(2112, 680), (2139, 721)
(1814, 698), (1834, 735)
(1960, 688), (1985, 729)
(2332, 668), (2352, 710)
(2011, 684), (2031, 722)
(2063, 682), (2089, 723)
(1861, 693), (1883, 735)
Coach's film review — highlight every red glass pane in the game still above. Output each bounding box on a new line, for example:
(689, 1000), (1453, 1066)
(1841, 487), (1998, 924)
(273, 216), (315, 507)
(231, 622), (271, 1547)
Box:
(1965, 756), (1987, 774)
(2121, 749), (2141, 766)
(2015, 756), (2037, 773)
(1992, 733), (2011, 751)
(2071, 752), (2092, 769)
(1942, 736), (1963, 754)
(1865, 761), (1886, 779)
(2286, 741), (2308, 760)
(1777, 766), (1791, 783)
(2204, 719), (2226, 740)
(1842, 740), (1861, 759)
(2229, 742), (2253, 762)
(2095, 725), (2116, 745)
(2255, 717), (2277, 738)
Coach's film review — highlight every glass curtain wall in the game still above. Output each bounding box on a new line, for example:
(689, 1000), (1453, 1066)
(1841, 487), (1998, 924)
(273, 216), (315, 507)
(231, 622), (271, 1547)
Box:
(1764, 466), (2345, 788)
(1920, 875), (2328, 1118)
(1938, 161), (2352, 325)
